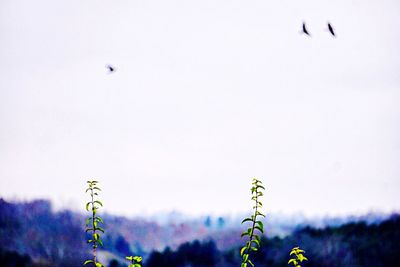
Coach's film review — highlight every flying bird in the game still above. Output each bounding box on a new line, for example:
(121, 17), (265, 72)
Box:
(106, 64), (116, 73)
(327, 23), (336, 37)
(302, 22), (311, 36)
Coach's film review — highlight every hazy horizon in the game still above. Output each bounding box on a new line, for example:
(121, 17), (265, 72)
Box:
(2, 196), (398, 226)
(1, 0), (399, 217)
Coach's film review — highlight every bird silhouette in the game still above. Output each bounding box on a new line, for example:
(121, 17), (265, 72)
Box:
(106, 64), (115, 73)
(302, 22), (311, 36)
(327, 23), (336, 37)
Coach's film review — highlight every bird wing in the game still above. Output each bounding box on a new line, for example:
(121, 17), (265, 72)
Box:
(328, 24), (335, 36)
(302, 22), (310, 35)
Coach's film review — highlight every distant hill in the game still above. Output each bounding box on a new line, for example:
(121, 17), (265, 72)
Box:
(0, 198), (399, 266)
(145, 214), (400, 267)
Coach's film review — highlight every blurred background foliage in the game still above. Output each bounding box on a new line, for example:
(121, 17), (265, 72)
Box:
(0, 198), (399, 267)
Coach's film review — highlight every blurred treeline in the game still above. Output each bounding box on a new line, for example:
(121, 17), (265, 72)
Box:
(145, 215), (400, 267)
(0, 198), (399, 266)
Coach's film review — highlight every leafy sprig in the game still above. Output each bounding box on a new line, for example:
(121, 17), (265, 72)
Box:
(288, 247), (308, 267)
(240, 178), (265, 267)
(84, 181), (105, 267)
(126, 256), (142, 267)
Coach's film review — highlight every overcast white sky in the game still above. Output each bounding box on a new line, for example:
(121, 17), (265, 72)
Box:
(0, 0), (399, 217)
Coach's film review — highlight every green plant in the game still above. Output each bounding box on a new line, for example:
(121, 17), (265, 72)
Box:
(288, 247), (308, 267)
(125, 256), (142, 267)
(240, 178), (266, 267)
(84, 181), (105, 267)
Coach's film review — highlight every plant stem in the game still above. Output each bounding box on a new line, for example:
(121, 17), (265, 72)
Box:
(91, 187), (97, 264)
(246, 187), (258, 257)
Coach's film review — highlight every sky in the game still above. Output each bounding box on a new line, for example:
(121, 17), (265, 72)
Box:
(0, 0), (399, 217)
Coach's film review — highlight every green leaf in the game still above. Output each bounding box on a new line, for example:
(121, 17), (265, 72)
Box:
(83, 260), (94, 265)
(247, 227), (253, 236)
(251, 239), (260, 247)
(93, 233), (100, 240)
(94, 200), (103, 207)
(255, 225), (264, 234)
(241, 217), (253, 224)
(246, 241), (251, 248)
(240, 246), (247, 256)
(256, 211), (266, 217)
(256, 185), (265, 190)
(97, 239), (103, 247)
(298, 254), (308, 262)
(256, 219), (263, 227)
(241, 229), (250, 238)
(86, 202), (91, 211)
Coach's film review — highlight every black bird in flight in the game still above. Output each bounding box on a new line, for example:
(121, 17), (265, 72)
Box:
(302, 22), (311, 36)
(327, 23), (336, 37)
(106, 64), (115, 73)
